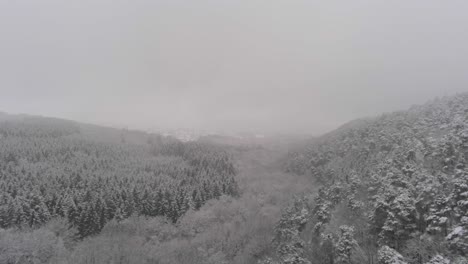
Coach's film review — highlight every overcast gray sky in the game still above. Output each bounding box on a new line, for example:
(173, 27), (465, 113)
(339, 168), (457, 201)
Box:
(1, 1), (468, 134)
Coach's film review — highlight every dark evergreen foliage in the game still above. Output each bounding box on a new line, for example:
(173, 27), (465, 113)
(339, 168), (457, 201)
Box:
(0, 116), (239, 238)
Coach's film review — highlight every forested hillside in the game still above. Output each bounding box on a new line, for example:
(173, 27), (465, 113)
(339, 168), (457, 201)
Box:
(2, 93), (467, 264)
(0, 116), (310, 264)
(264, 94), (468, 263)
(0, 115), (238, 239)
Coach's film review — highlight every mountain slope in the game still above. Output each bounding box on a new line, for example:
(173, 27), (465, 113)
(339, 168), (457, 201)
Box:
(286, 94), (468, 180)
(268, 93), (468, 264)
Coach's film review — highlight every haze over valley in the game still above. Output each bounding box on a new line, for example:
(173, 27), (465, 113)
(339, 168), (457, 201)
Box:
(1, 1), (468, 264)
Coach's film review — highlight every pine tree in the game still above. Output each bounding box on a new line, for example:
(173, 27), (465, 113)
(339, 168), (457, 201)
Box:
(0, 196), (13, 228)
(452, 171), (468, 221)
(155, 189), (165, 216)
(377, 246), (407, 264)
(94, 197), (107, 230)
(105, 197), (117, 221)
(335, 226), (357, 264)
(274, 198), (311, 264)
(446, 216), (468, 255)
(28, 193), (51, 227)
(379, 191), (418, 250)
(426, 195), (452, 236)
(14, 197), (29, 227)
(192, 189), (203, 210)
(212, 182), (221, 199)
(140, 189), (154, 216)
(66, 197), (80, 227)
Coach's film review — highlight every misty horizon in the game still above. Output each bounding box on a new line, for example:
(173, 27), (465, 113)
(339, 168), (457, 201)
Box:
(1, 1), (468, 134)
(0, 90), (466, 137)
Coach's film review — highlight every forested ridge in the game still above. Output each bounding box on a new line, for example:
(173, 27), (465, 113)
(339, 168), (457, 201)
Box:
(0, 115), (238, 239)
(1, 93), (468, 264)
(262, 94), (468, 263)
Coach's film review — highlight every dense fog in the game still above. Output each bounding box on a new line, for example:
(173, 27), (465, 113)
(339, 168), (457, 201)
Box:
(1, 1), (468, 134)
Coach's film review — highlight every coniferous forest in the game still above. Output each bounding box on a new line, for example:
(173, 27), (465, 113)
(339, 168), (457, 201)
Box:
(0, 116), (238, 239)
(1, 94), (468, 264)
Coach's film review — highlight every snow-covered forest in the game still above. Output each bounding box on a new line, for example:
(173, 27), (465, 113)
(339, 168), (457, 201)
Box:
(1, 94), (467, 263)
(0, 116), (240, 257)
(269, 93), (468, 264)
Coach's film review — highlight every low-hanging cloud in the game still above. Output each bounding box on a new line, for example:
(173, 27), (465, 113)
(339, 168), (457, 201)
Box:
(1, 0), (468, 134)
